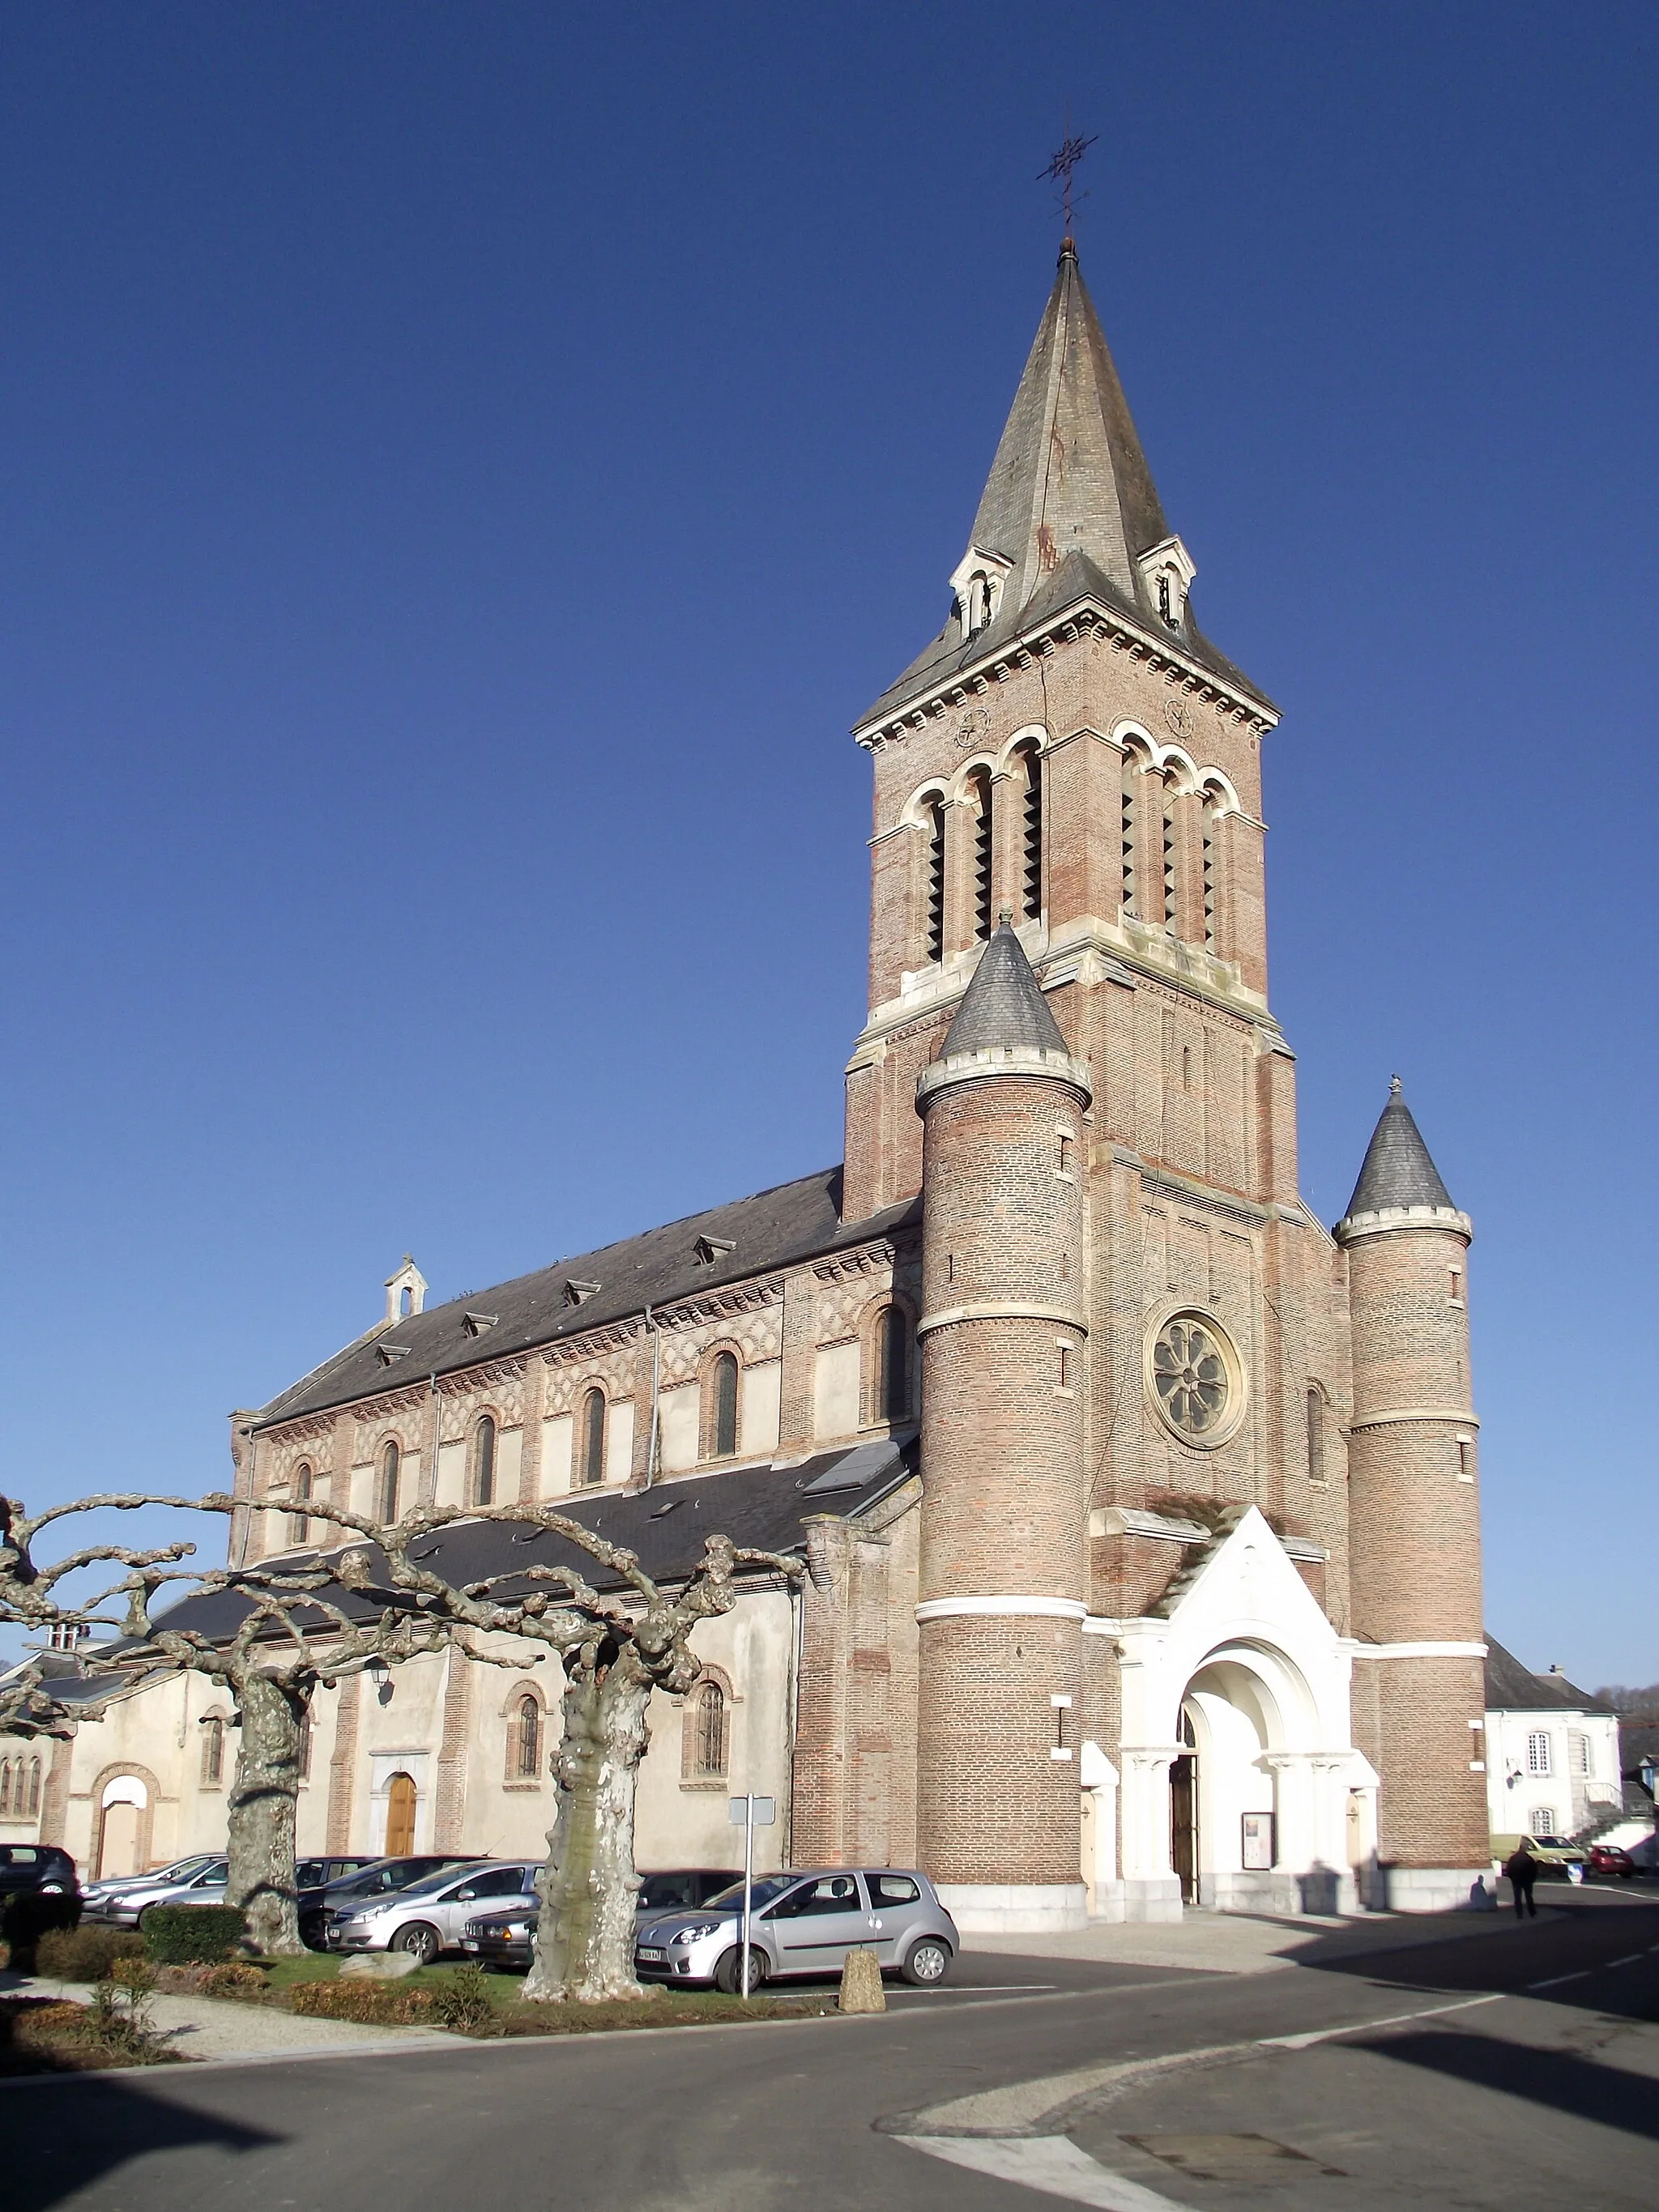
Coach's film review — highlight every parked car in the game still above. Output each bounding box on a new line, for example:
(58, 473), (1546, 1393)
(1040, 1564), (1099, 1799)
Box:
(461, 1904), (536, 1971)
(1585, 1844), (1637, 1879)
(1525, 1835), (1588, 1877)
(329, 1860), (541, 1966)
(458, 1869), (736, 1971)
(0, 1843), (79, 1907)
(634, 1868), (957, 1992)
(294, 1856), (444, 1949)
(81, 1852), (219, 1915)
(636, 1870), (738, 1920)
(91, 1857), (228, 1927)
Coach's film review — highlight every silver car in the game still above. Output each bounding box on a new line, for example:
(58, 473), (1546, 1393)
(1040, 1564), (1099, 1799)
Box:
(80, 1852), (220, 1918)
(91, 1856), (230, 1927)
(329, 1860), (541, 1966)
(633, 1868), (957, 1991)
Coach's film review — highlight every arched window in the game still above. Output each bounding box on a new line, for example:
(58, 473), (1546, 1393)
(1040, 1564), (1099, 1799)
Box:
(201, 1716), (224, 1787)
(297, 1708), (313, 1782)
(693, 1681), (727, 1778)
(25, 1757), (41, 1817)
(1306, 1387), (1326, 1485)
(969, 769), (993, 942)
(1017, 744), (1043, 920)
(1201, 793), (1219, 951)
(711, 1353), (739, 1460)
(1120, 755), (1139, 914)
(472, 1415), (497, 1507)
(877, 1304), (910, 1424)
(0, 1760), (11, 1817)
(289, 1465), (313, 1548)
(581, 1388), (607, 1487)
(377, 1438), (400, 1524)
(923, 798), (945, 963)
(509, 1692), (542, 1782)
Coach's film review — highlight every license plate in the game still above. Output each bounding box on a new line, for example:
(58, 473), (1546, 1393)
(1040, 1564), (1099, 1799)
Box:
(637, 1946), (667, 1962)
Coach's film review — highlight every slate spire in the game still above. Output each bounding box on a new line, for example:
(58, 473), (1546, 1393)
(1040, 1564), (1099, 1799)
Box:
(1341, 1076), (1456, 1221)
(966, 239), (1171, 626)
(940, 917), (1070, 1058)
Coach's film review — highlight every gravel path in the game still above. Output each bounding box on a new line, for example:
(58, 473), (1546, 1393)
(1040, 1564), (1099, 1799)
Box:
(18, 1976), (467, 2061)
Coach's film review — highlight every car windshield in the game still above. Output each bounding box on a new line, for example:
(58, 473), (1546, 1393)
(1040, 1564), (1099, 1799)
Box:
(702, 1875), (796, 1913)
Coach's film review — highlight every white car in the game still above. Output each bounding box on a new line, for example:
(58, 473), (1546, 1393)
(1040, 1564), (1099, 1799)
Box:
(328, 1860), (542, 1966)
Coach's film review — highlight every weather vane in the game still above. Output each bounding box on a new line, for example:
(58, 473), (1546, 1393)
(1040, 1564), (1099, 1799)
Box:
(1039, 123), (1098, 239)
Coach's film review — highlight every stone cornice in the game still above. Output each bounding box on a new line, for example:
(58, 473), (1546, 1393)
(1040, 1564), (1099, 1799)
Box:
(852, 596), (1278, 754)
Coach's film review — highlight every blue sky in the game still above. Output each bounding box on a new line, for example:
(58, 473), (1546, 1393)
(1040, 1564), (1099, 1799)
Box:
(2, 5), (1654, 1684)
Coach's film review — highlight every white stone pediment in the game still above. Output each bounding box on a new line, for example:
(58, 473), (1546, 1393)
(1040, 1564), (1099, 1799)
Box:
(1155, 1506), (1337, 1660)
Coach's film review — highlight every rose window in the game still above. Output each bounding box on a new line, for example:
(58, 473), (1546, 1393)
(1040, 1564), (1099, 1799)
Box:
(1152, 1316), (1230, 1438)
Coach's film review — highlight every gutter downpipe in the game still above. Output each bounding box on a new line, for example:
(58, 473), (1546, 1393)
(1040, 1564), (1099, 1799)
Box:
(644, 1305), (661, 1490)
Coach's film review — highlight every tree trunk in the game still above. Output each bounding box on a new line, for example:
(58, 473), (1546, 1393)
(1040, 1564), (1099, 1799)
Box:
(226, 1671), (308, 1956)
(523, 1657), (650, 2003)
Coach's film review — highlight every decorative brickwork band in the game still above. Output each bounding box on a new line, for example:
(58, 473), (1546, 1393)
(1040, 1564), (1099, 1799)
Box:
(916, 1301), (1087, 1338)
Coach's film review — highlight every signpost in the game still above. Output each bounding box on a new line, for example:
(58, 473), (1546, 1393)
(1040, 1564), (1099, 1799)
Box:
(727, 1792), (775, 1998)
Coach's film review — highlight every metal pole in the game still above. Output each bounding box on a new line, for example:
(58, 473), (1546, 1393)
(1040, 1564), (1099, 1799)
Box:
(740, 1795), (754, 1999)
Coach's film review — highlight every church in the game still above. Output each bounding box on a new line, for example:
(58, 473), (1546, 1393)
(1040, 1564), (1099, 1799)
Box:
(10, 243), (1492, 1928)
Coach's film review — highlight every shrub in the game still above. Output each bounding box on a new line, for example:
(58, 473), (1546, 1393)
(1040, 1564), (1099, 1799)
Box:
(36, 1925), (147, 1982)
(288, 1979), (433, 2027)
(428, 1964), (497, 2035)
(0, 1890), (82, 1968)
(199, 1962), (270, 1999)
(142, 1905), (246, 1964)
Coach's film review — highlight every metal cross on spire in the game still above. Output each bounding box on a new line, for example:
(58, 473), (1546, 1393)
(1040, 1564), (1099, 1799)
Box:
(1038, 123), (1098, 242)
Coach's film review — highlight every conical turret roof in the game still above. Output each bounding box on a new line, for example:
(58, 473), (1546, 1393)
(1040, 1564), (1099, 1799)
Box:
(858, 243), (1270, 728)
(1341, 1078), (1456, 1220)
(940, 920), (1070, 1057)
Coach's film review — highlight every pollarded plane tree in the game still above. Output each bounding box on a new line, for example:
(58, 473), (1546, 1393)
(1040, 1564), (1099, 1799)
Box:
(0, 1487), (461, 1956)
(326, 1498), (804, 2005)
(127, 1562), (467, 1955)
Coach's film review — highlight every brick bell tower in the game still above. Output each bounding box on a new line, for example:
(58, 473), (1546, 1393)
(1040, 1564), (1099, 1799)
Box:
(1337, 1080), (1490, 1908)
(914, 920), (1092, 1930)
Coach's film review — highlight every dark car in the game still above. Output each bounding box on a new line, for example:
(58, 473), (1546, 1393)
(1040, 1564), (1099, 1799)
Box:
(460, 1903), (536, 1971)
(0, 1843), (79, 1905)
(1585, 1844), (1637, 1879)
(298, 1854), (482, 1950)
(459, 1871), (734, 1973)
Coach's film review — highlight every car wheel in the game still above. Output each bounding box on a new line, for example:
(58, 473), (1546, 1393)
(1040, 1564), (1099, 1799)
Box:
(900, 1937), (952, 1988)
(713, 1944), (768, 1994)
(394, 1922), (441, 1967)
(300, 1915), (327, 1951)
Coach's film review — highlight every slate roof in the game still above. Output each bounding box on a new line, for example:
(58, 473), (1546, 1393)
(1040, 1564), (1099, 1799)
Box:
(940, 921), (1072, 1056)
(859, 247), (1271, 728)
(1340, 1080), (1456, 1222)
(1484, 1635), (1614, 1714)
(96, 1439), (919, 1663)
(256, 1168), (920, 1430)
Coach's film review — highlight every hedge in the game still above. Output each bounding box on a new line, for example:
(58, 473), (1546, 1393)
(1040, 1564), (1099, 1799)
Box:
(141, 1905), (247, 1964)
(1, 1890), (82, 1967)
(35, 1925), (146, 1982)
(288, 1980), (434, 2026)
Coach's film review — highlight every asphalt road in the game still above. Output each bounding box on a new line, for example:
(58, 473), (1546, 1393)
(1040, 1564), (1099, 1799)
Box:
(8, 1887), (1657, 2212)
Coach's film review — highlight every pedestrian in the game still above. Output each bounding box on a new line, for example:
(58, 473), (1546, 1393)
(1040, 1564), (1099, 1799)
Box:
(1503, 1839), (1539, 1919)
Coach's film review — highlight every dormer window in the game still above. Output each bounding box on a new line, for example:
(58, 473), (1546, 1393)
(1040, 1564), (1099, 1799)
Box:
(564, 1279), (601, 1307)
(693, 1236), (737, 1268)
(948, 546), (1013, 646)
(462, 1311), (499, 1338)
(1136, 534), (1196, 633)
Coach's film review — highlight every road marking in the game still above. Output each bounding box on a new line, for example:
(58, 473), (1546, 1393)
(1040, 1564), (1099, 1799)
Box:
(1258, 1993), (1502, 2050)
(897, 2134), (1186, 2210)
(896, 1984), (1060, 1997)
(1529, 1971), (1591, 1989)
(1607, 1954), (1643, 1968)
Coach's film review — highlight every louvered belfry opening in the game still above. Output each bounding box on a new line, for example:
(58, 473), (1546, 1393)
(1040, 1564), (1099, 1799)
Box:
(970, 769), (993, 942)
(1019, 745), (1043, 920)
(925, 799), (945, 961)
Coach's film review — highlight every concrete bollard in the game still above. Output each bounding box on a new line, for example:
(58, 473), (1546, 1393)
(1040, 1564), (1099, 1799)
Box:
(838, 1946), (886, 2014)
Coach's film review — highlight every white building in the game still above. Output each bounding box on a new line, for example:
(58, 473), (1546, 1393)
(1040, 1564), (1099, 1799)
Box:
(1483, 1638), (1621, 1849)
